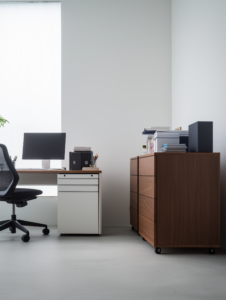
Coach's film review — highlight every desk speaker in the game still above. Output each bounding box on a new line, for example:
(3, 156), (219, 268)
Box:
(188, 121), (213, 152)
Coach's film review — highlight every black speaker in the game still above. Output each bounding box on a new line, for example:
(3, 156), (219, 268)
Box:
(188, 121), (213, 152)
(69, 152), (81, 170)
(81, 152), (92, 168)
(69, 151), (92, 170)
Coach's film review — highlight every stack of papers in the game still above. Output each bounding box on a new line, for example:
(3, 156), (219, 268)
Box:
(154, 130), (188, 139)
(142, 127), (170, 135)
(74, 147), (91, 152)
(161, 144), (187, 153)
(154, 130), (188, 152)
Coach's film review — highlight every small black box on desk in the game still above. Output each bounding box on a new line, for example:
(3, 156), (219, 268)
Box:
(188, 121), (213, 152)
(69, 152), (92, 170)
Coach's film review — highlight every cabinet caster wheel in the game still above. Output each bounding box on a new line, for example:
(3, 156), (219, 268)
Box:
(155, 247), (161, 254)
(209, 248), (215, 254)
(22, 234), (30, 242)
(43, 228), (50, 235)
(131, 226), (135, 231)
(142, 237), (146, 241)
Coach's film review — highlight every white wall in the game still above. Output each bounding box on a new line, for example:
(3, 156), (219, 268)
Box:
(0, 0), (171, 227)
(172, 0), (226, 249)
(62, 0), (172, 226)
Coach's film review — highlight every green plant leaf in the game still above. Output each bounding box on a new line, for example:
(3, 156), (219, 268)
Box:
(0, 115), (9, 128)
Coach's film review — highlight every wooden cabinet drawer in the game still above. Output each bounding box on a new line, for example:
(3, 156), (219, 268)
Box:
(130, 192), (137, 211)
(130, 176), (138, 193)
(139, 155), (155, 176)
(130, 207), (138, 231)
(139, 195), (156, 222)
(130, 158), (138, 175)
(139, 176), (156, 198)
(139, 214), (156, 246)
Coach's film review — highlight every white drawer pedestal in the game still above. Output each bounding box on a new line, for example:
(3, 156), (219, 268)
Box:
(57, 173), (102, 234)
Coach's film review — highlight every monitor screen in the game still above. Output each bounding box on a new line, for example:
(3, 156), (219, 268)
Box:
(22, 133), (66, 159)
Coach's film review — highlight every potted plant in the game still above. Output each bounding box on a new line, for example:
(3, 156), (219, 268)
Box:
(0, 115), (9, 128)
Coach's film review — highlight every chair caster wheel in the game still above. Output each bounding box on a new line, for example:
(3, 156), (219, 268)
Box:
(22, 234), (30, 242)
(209, 248), (215, 254)
(43, 228), (50, 235)
(142, 237), (146, 241)
(155, 247), (161, 254)
(10, 227), (16, 233)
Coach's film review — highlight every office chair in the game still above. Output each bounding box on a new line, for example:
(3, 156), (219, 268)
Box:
(0, 144), (50, 242)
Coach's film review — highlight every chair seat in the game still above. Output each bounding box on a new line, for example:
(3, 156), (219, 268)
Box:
(0, 188), (42, 202)
(13, 188), (43, 198)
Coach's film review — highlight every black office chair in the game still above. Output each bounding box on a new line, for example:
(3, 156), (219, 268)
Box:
(0, 144), (50, 242)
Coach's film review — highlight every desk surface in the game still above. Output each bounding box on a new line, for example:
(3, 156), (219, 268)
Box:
(17, 169), (102, 174)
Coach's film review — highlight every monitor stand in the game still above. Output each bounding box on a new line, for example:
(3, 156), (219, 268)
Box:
(42, 160), (50, 169)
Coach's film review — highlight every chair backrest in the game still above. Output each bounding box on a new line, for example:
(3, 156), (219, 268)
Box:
(0, 144), (19, 197)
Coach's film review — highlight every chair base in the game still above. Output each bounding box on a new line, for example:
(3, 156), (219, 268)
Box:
(0, 214), (49, 241)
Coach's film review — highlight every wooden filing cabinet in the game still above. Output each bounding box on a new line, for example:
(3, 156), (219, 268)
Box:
(131, 153), (220, 254)
(130, 157), (139, 231)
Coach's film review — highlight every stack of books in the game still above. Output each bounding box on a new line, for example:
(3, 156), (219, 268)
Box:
(154, 130), (188, 152)
(161, 144), (187, 153)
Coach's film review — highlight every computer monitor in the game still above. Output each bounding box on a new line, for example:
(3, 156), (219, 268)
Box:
(22, 133), (66, 169)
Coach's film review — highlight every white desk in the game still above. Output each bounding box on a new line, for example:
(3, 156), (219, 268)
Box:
(17, 170), (102, 235)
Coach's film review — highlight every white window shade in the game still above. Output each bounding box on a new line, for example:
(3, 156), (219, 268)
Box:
(0, 2), (61, 196)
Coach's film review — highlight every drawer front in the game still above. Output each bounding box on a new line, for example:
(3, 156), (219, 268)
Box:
(139, 176), (156, 198)
(139, 195), (156, 222)
(130, 192), (137, 211)
(130, 207), (138, 231)
(58, 192), (98, 234)
(58, 185), (98, 192)
(130, 158), (138, 175)
(58, 174), (98, 179)
(139, 214), (156, 246)
(139, 156), (155, 176)
(130, 176), (138, 193)
(58, 178), (98, 185)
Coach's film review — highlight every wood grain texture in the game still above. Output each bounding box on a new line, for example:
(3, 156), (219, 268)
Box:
(130, 158), (138, 175)
(139, 156), (155, 176)
(154, 244), (220, 248)
(139, 214), (156, 246)
(17, 170), (102, 174)
(139, 153), (155, 158)
(130, 192), (137, 211)
(139, 195), (156, 222)
(130, 207), (138, 231)
(139, 176), (156, 198)
(156, 153), (220, 247)
(130, 176), (138, 193)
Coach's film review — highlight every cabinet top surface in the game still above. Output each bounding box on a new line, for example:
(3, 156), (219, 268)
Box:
(17, 170), (102, 174)
(130, 156), (138, 160)
(138, 153), (220, 158)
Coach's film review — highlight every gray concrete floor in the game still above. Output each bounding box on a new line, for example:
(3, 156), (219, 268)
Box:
(0, 226), (225, 300)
